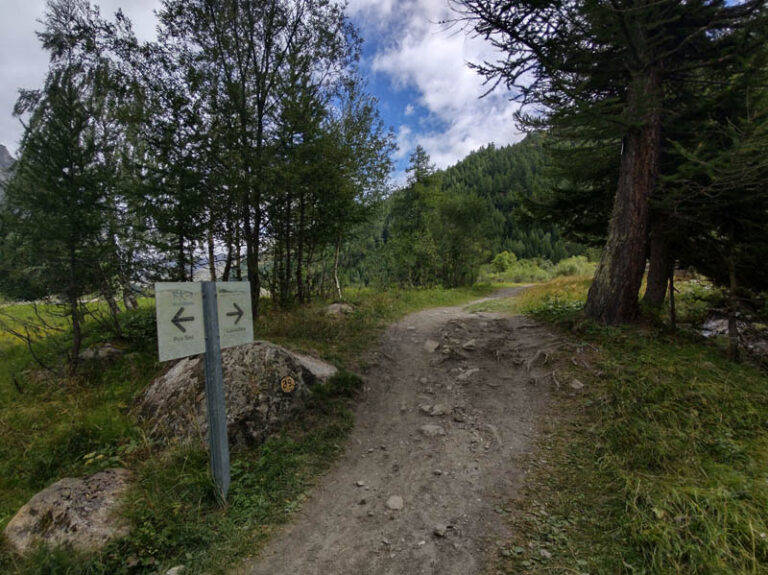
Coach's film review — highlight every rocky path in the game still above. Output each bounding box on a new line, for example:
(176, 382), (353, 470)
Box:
(240, 288), (558, 575)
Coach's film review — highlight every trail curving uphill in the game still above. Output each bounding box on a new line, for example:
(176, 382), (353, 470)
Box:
(240, 288), (557, 575)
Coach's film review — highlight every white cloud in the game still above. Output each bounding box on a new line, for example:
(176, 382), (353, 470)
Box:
(352, 0), (525, 170)
(0, 0), (160, 153)
(404, 103), (414, 116)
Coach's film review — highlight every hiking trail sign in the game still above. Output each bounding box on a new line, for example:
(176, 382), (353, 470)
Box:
(155, 281), (254, 499)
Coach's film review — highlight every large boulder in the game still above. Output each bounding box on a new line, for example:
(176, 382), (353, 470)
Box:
(3, 468), (131, 555)
(137, 341), (337, 447)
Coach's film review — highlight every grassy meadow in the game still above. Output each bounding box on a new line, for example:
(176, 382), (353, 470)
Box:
(0, 285), (496, 574)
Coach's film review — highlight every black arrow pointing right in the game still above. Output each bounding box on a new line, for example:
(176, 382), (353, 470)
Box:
(171, 307), (195, 333)
(226, 302), (244, 325)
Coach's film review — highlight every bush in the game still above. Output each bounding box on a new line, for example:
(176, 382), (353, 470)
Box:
(491, 251), (517, 272)
(553, 255), (594, 277)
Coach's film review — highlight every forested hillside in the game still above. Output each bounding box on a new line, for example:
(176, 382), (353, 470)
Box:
(341, 137), (587, 288)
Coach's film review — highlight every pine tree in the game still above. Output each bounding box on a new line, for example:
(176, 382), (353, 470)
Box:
(453, 0), (766, 323)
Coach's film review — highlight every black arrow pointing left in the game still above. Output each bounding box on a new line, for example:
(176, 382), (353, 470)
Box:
(172, 307), (195, 333)
(226, 302), (244, 325)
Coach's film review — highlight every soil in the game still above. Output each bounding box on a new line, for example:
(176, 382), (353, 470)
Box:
(240, 287), (558, 575)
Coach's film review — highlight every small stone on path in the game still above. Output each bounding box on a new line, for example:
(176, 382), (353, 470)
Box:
(457, 368), (480, 382)
(419, 424), (446, 437)
(385, 495), (404, 510)
(570, 379), (585, 390)
(355, 480), (365, 487)
(433, 524), (448, 538)
(424, 340), (439, 353)
(462, 339), (477, 350)
(430, 403), (451, 417)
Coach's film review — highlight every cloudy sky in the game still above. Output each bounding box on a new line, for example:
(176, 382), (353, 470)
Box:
(0, 0), (524, 178)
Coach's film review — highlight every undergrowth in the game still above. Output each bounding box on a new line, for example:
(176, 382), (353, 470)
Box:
(488, 277), (768, 574)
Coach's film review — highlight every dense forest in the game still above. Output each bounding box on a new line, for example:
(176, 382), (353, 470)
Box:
(340, 136), (587, 289)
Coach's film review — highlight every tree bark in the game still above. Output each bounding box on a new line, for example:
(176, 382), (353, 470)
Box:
(643, 217), (672, 308)
(333, 233), (343, 301)
(207, 222), (216, 282)
(585, 69), (662, 324)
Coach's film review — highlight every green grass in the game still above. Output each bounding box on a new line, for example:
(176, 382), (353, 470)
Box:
(253, 284), (496, 364)
(486, 277), (768, 575)
(0, 285), (496, 574)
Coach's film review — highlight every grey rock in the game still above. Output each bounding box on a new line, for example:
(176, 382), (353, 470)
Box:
(423, 340), (439, 353)
(137, 341), (337, 447)
(430, 403), (451, 417)
(385, 495), (404, 510)
(539, 548), (553, 560)
(457, 368), (480, 382)
(570, 379), (585, 390)
(461, 339), (477, 350)
(419, 424), (446, 437)
(3, 468), (131, 554)
(79, 344), (125, 361)
(433, 524), (448, 538)
(325, 303), (354, 316)
(166, 567), (185, 575)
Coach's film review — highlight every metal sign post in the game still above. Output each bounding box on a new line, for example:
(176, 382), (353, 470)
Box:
(201, 281), (230, 499)
(155, 281), (254, 500)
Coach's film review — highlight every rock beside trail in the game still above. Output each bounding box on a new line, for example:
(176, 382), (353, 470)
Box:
(3, 468), (131, 555)
(325, 303), (354, 316)
(137, 341), (337, 448)
(79, 343), (125, 361)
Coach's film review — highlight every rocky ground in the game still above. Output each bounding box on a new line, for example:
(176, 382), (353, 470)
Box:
(240, 288), (559, 575)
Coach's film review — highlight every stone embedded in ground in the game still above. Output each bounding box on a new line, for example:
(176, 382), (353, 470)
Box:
(462, 339), (477, 350)
(419, 404), (433, 415)
(424, 340), (440, 353)
(419, 424), (446, 437)
(385, 495), (404, 510)
(136, 340), (337, 448)
(433, 524), (448, 538)
(325, 302), (354, 316)
(539, 548), (553, 560)
(166, 567), (185, 575)
(78, 344), (125, 361)
(430, 403), (451, 417)
(3, 468), (131, 555)
(457, 368), (480, 382)
(570, 379), (585, 390)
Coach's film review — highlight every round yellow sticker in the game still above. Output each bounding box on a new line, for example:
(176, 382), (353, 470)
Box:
(280, 376), (296, 393)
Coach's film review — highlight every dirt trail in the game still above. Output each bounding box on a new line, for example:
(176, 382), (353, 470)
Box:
(240, 288), (558, 575)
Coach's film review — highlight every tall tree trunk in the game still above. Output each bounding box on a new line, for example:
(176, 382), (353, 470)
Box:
(668, 263), (676, 330)
(585, 69), (662, 324)
(177, 235), (187, 282)
(296, 195), (305, 304)
(207, 222), (216, 282)
(643, 217), (672, 308)
(333, 233), (343, 301)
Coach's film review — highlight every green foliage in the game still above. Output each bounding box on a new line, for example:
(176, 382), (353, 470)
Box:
(491, 278), (768, 574)
(479, 256), (595, 285)
(491, 251), (517, 272)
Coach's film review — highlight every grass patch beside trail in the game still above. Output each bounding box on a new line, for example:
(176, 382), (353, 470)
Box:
(254, 284), (497, 365)
(486, 278), (768, 574)
(0, 285), (496, 574)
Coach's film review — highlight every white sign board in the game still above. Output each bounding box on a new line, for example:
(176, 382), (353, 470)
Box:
(216, 282), (254, 349)
(155, 282), (205, 362)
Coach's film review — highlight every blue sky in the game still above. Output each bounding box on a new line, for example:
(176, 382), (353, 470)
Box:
(0, 0), (526, 182)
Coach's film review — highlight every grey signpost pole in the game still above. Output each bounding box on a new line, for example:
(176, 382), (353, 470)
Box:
(201, 281), (231, 499)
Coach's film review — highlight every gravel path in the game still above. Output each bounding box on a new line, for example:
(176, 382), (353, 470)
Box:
(240, 288), (557, 575)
